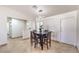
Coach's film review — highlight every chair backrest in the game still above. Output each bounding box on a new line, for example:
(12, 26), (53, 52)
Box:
(43, 32), (49, 39)
(48, 31), (51, 39)
(30, 31), (35, 39)
(44, 30), (48, 32)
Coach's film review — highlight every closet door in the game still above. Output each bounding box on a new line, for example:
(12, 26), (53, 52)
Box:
(60, 16), (77, 46)
(44, 16), (61, 41)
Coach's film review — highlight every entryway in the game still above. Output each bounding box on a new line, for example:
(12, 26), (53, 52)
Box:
(7, 17), (27, 39)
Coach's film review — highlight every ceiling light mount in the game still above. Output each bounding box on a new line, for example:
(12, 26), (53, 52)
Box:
(38, 10), (43, 13)
(32, 5), (38, 9)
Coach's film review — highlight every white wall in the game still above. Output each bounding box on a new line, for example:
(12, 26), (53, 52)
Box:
(23, 20), (35, 39)
(7, 21), (9, 35)
(0, 17), (7, 45)
(77, 10), (79, 50)
(0, 6), (27, 45)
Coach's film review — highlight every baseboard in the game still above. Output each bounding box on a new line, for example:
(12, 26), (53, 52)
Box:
(23, 37), (30, 40)
(0, 43), (7, 47)
(52, 40), (60, 43)
(0, 41), (8, 47)
(11, 36), (22, 39)
(51, 40), (75, 47)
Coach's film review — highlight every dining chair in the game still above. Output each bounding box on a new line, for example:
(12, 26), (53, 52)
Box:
(33, 32), (40, 48)
(30, 31), (40, 48)
(43, 31), (51, 49)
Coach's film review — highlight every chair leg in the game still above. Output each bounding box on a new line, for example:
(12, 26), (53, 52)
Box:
(34, 40), (38, 48)
(47, 44), (48, 49)
(45, 39), (49, 49)
(49, 36), (51, 47)
(49, 39), (51, 47)
(30, 37), (33, 46)
(41, 45), (43, 50)
(40, 43), (43, 50)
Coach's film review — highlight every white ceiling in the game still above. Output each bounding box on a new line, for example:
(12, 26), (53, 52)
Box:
(2, 5), (78, 19)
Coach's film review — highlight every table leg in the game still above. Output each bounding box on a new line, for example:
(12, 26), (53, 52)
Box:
(40, 34), (43, 50)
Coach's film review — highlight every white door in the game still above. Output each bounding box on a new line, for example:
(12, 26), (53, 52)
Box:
(61, 16), (76, 46)
(44, 16), (60, 41)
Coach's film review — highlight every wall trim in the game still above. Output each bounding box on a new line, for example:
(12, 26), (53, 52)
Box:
(52, 40), (76, 47)
(0, 43), (7, 47)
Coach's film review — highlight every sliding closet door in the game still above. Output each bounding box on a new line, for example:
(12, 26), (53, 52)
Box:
(60, 16), (77, 46)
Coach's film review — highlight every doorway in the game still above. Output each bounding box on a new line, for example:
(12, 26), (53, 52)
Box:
(7, 17), (27, 39)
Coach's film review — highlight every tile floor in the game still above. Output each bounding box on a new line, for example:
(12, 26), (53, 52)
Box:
(0, 38), (78, 53)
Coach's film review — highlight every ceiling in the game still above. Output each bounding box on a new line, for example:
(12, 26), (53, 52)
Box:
(2, 5), (78, 19)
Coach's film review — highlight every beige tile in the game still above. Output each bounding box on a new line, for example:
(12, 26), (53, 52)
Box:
(0, 38), (78, 53)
